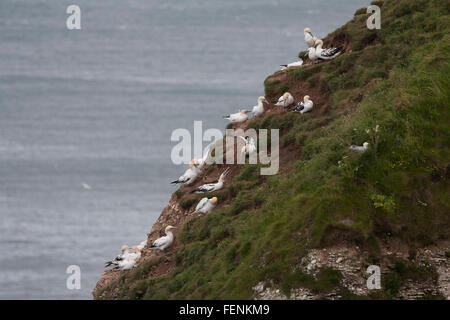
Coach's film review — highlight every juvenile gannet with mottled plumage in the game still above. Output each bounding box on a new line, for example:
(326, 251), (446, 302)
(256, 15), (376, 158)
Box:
(252, 96), (269, 117)
(238, 136), (256, 157)
(280, 60), (303, 70)
(293, 95), (314, 114)
(191, 197), (218, 215)
(191, 168), (230, 193)
(171, 159), (200, 185)
(349, 142), (369, 152)
(105, 245), (130, 268)
(223, 110), (249, 123)
(304, 28), (317, 48)
(275, 92), (295, 109)
(314, 39), (342, 60)
(149, 226), (177, 252)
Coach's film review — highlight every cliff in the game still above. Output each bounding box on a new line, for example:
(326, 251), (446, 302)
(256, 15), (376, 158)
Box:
(93, 0), (450, 300)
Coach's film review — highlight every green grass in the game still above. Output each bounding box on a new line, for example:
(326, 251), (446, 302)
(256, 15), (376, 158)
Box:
(97, 0), (450, 300)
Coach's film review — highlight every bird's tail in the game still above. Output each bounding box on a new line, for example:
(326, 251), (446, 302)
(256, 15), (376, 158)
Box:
(223, 115), (230, 119)
(280, 64), (288, 67)
(170, 180), (180, 184)
(105, 261), (115, 268)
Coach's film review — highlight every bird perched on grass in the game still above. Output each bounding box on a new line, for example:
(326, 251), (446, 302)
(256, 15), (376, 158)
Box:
(252, 96), (269, 118)
(275, 92), (294, 109)
(191, 168), (230, 193)
(293, 95), (314, 114)
(191, 197), (218, 215)
(171, 159), (200, 185)
(149, 226), (177, 253)
(223, 110), (249, 123)
(314, 39), (342, 61)
(304, 27), (317, 47)
(349, 142), (369, 152)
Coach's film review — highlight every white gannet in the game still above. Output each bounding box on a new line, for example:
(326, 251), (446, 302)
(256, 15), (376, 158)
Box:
(105, 245), (130, 268)
(349, 142), (369, 152)
(314, 39), (342, 61)
(280, 60), (303, 70)
(127, 246), (141, 261)
(149, 225), (177, 252)
(275, 92), (295, 109)
(171, 159), (200, 185)
(191, 196), (218, 215)
(115, 256), (136, 270)
(197, 140), (218, 170)
(293, 95), (314, 114)
(191, 168), (230, 193)
(304, 27), (317, 48)
(308, 46), (318, 63)
(136, 239), (147, 251)
(237, 136), (256, 157)
(252, 96), (269, 118)
(223, 110), (249, 123)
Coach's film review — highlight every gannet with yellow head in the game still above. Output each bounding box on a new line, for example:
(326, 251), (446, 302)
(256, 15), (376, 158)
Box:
(150, 225), (177, 253)
(275, 92), (294, 109)
(293, 95), (314, 114)
(191, 196), (218, 215)
(223, 110), (249, 123)
(252, 96), (269, 117)
(171, 159), (200, 185)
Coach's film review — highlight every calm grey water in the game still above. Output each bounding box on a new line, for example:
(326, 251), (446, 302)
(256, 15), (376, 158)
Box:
(0, 0), (368, 299)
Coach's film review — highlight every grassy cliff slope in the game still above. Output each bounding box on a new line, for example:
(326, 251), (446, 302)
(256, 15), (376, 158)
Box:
(94, 0), (449, 299)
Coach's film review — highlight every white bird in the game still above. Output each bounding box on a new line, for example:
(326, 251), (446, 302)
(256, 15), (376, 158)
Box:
(105, 245), (130, 268)
(223, 110), (249, 123)
(191, 197), (218, 215)
(149, 226), (177, 252)
(293, 95), (314, 114)
(115, 256), (136, 270)
(82, 183), (92, 190)
(197, 140), (219, 170)
(252, 96), (269, 117)
(349, 142), (369, 152)
(304, 27), (317, 48)
(314, 39), (342, 60)
(191, 168), (230, 193)
(127, 246), (141, 261)
(275, 92), (295, 109)
(280, 60), (303, 70)
(237, 136), (257, 157)
(308, 46), (318, 63)
(171, 159), (200, 185)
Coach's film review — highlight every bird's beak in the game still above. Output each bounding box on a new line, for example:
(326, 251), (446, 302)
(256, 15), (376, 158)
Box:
(263, 98), (269, 104)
